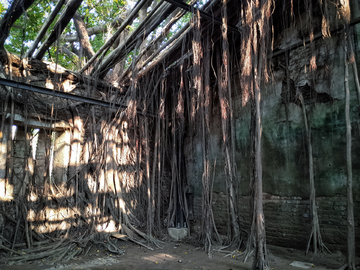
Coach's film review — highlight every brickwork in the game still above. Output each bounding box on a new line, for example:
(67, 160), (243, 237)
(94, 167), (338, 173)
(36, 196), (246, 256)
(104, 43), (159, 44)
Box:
(199, 193), (360, 252)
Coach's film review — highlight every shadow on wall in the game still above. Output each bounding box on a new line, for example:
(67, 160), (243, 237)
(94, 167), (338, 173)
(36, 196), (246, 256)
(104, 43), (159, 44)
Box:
(0, 117), (168, 246)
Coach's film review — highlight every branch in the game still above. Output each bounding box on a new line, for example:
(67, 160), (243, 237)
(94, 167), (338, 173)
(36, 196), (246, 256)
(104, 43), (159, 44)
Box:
(92, 1), (176, 78)
(0, 0), (37, 49)
(26, 0), (66, 57)
(79, 0), (150, 73)
(132, 0), (221, 83)
(120, 0), (196, 81)
(34, 0), (84, 60)
(73, 11), (95, 59)
(163, 0), (238, 32)
(59, 45), (79, 61)
(63, 14), (126, 42)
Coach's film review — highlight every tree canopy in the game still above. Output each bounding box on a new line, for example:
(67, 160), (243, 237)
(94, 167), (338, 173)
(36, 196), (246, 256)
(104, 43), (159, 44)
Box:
(0, 0), (193, 73)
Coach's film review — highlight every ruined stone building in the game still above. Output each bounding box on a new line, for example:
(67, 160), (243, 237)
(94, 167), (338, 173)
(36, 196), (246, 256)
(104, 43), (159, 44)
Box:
(0, 0), (359, 269)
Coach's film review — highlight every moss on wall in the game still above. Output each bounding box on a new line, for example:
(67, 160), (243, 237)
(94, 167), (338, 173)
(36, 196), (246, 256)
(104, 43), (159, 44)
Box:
(184, 28), (360, 250)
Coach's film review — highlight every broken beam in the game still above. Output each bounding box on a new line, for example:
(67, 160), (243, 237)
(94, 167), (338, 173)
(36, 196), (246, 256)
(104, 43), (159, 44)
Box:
(163, 0), (238, 33)
(0, 78), (152, 116)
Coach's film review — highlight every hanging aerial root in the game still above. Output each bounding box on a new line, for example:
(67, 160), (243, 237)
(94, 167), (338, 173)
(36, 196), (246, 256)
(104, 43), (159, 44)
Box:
(298, 93), (330, 255)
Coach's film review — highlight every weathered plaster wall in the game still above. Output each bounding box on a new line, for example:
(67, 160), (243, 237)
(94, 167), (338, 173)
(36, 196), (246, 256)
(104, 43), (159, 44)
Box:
(185, 20), (360, 252)
(0, 123), (71, 199)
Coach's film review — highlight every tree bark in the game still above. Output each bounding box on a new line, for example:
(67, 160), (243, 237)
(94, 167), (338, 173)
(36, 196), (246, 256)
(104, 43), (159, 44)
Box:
(63, 14), (125, 42)
(119, 2), (196, 82)
(145, 116), (152, 236)
(91, 2), (175, 78)
(79, 0), (149, 74)
(73, 12), (95, 60)
(251, 1), (269, 266)
(344, 30), (356, 270)
(348, 32), (360, 107)
(252, 40), (268, 270)
(221, 0), (240, 243)
(299, 92), (328, 254)
(300, 93), (317, 253)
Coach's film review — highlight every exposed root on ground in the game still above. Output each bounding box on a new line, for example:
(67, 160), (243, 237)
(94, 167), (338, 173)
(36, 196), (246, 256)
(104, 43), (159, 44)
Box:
(0, 220), (164, 265)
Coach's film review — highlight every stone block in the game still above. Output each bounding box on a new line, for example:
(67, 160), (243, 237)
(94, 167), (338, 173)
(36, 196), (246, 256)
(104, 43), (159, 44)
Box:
(168, 228), (188, 241)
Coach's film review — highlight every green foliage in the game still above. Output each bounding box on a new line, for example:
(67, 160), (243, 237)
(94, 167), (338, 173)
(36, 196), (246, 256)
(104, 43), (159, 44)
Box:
(1, 0), (128, 69)
(81, 0), (126, 27)
(0, 2), (5, 15)
(3, 0), (51, 56)
(0, 0), (195, 73)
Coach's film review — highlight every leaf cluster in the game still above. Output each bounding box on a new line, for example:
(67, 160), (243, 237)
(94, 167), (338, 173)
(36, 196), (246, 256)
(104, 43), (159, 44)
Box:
(0, 0), (197, 72)
(1, 0), (127, 70)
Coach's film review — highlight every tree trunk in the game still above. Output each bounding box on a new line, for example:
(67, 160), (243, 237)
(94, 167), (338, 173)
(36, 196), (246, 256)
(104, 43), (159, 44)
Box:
(216, 46), (239, 243)
(299, 92), (329, 254)
(0, 92), (10, 187)
(251, 13), (268, 268)
(151, 111), (160, 234)
(252, 57), (268, 270)
(145, 116), (152, 236)
(64, 14), (125, 43)
(79, 0), (149, 74)
(344, 30), (356, 270)
(73, 12), (95, 61)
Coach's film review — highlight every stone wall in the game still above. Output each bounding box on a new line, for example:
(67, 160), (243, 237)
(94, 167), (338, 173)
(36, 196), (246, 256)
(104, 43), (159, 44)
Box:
(0, 123), (71, 199)
(212, 194), (360, 252)
(185, 8), (360, 253)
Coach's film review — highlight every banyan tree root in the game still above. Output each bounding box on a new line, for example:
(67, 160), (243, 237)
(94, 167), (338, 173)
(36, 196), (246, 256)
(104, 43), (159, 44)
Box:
(298, 93), (330, 255)
(0, 241), (76, 264)
(305, 219), (330, 254)
(0, 233), (131, 265)
(121, 222), (163, 249)
(337, 263), (360, 270)
(0, 217), (166, 265)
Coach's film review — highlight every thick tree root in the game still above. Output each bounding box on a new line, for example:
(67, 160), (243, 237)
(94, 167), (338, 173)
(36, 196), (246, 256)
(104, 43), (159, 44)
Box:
(337, 263), (360, 270)
(122, 223), (163, 248)
(306, 222), (331, 254)
(338, 264), (348, 270)
(252, 258), (269, 270)
(0, 226), (153, 265)
(243, 248), (254, 263)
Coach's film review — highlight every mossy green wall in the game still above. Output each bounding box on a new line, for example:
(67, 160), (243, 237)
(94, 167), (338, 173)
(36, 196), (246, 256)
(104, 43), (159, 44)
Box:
(184, 26), (360, 250)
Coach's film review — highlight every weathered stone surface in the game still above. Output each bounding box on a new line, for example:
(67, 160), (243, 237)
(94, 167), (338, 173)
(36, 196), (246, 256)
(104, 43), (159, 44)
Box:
(185, 17), (360, 252)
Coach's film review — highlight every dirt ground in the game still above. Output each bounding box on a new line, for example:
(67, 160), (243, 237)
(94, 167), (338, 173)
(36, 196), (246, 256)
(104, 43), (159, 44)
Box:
(0, 236), (358, 270)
